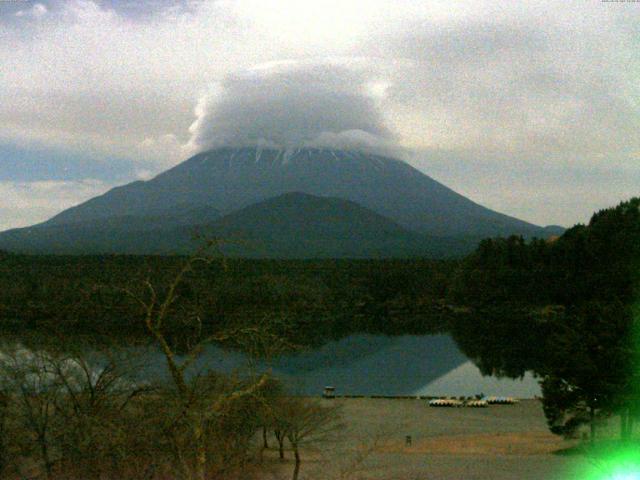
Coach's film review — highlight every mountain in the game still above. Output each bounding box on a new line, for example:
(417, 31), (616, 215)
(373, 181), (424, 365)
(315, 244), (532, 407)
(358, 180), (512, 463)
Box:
(205, 192), (476, 258)
(40, 147), (553, 237)
(0, 193), (476, 257)
(0, 147), (562, 257)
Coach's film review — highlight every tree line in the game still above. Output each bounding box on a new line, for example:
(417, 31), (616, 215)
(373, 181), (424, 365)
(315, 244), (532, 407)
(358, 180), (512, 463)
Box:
(0, 254), (456, 346)
(450, 197), (640, 441)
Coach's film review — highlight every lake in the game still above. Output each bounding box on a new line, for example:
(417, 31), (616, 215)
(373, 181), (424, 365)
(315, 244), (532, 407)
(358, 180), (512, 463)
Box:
(129, 333), (541, 398)
(1, 333), (540, 397)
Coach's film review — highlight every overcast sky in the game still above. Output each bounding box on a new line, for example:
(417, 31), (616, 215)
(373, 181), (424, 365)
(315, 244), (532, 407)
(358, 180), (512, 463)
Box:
(1, 0), (638, 231)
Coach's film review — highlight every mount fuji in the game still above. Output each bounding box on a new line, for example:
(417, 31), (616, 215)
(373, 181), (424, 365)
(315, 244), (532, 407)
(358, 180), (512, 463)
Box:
(0, 147), (562, 257)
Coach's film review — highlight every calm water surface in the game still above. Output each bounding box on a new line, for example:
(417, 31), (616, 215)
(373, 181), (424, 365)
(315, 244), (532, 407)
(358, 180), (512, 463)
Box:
(4, 334), (541, 397)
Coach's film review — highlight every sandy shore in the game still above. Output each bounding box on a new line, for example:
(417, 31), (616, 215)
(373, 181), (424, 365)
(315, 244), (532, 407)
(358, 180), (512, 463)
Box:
(265, 398), (591, 480)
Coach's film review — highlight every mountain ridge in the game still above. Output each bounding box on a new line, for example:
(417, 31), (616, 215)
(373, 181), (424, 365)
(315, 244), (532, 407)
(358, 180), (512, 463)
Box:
(0, 147), (564, 257)
(0, 192), (478, 257)
(40, 147), (551, 238)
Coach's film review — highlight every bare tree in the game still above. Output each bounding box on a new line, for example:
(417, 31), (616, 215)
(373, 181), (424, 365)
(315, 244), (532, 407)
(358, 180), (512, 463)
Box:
(125, 241), (291, 480)
(270, 397), (343, 480)
(274, 426), (287, 461)
(0, 344), (156, 480)
(0, 374), (10, 476)
(0, 348), (62, 479)
(48, 349), (155, 479)
(0, 242), (296, 480)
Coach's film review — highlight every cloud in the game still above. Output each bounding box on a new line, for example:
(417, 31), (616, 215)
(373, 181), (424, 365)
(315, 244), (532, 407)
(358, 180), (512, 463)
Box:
(0, 0), (639, 228)
(0, 180), (111, 231)
(186, 61), (396, 153)
(15, 3), (48, 19)
(136, 133), (190, 168)
(3, 0), (638, 167)
(370, 9), (640, 162)
(409, 148), (640, 227)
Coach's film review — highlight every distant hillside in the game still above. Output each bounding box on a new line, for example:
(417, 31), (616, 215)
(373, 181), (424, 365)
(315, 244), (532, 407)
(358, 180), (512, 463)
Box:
(205, 192), (478, 258)
(0, 193), (478, 257)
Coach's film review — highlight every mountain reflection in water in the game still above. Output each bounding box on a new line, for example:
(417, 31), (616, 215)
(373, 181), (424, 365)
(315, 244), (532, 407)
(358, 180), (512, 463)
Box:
(3, 334), (541, 398)
(142, 334), (541, 397)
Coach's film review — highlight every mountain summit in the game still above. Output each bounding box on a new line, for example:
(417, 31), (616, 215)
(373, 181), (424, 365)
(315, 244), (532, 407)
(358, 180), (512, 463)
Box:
(0, 147), (561, 257)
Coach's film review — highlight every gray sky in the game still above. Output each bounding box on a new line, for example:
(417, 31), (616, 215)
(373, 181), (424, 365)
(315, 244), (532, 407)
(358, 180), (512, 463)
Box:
(1, 0), (638, 231)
